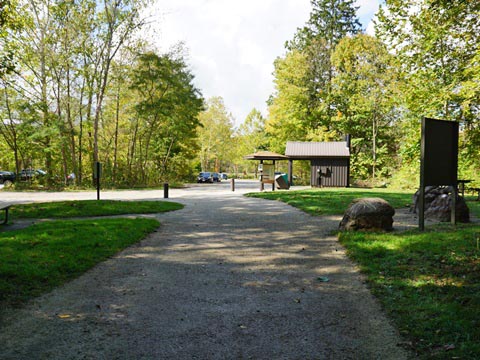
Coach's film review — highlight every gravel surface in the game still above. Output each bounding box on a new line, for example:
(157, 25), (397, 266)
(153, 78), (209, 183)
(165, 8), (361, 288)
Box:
(0, 181), (413, 359)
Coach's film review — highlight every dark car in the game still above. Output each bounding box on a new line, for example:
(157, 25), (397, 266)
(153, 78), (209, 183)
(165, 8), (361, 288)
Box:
(219, 173), (228, 181)
(0, 171), (16, 186)
(197, 172), (214, 183)
(212, 172), (221, 182)
(18, 168), (47, 181)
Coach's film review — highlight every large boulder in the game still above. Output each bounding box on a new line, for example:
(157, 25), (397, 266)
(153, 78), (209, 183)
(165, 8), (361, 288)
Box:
(339, 197), (395, 231)
(412, 186), (469, 223)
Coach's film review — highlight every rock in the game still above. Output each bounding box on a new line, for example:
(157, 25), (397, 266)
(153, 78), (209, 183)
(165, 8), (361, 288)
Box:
(412, 186), (469, 223)
(339, 197), (395, 231)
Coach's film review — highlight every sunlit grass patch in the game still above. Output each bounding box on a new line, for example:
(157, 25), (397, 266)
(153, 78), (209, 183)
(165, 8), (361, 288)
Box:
(0, 218), (160, 306)
(339, 225), (480, 358)
(246, 187), (413, 215)
(11, 200), (183, 219)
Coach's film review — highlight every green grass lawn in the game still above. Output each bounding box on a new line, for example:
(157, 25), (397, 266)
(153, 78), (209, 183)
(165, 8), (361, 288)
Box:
(248, 188), (480, 359)
(0, 200), (183, 307)
(246, 187), (413, 215)
(10, 199), (183, 219)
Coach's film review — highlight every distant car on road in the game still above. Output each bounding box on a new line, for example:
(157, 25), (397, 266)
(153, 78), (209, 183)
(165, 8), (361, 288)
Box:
(0, 170), (16, 186)
(212, 172), (221, 182)
(18, 168), (47, 181)
(197, 172), (214, 183)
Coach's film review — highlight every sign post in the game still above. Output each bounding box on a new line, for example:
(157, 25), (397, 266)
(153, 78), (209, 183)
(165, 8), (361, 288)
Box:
(94, 162), (102, 200)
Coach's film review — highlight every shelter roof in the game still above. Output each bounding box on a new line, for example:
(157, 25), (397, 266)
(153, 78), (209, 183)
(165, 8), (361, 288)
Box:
(243, 151), (289, 160)
(285, 141), (350, 158)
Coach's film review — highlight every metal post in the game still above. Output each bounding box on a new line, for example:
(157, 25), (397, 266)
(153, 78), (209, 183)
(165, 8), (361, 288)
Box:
(288, 159), (293, 186)
(96, 161), (101, 201)
(164, 183), (169, 198)
(419, 186), (425, 231)
(231, 178), (235, 192)
(260, 160), (264, 191)
(272, 160), (275, 191)
(451, 185), (457, 225)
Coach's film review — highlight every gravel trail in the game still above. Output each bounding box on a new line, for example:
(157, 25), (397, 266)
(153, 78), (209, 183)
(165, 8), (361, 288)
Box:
(0, 182), (412, 359)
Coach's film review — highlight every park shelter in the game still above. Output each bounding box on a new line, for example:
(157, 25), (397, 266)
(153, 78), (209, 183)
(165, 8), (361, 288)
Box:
(243, 151), (289, 190)
(285, 141), (350, 187)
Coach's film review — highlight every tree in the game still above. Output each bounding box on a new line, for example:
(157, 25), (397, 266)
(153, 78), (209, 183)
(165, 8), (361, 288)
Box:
(331, 34), (402, 180)
(286, 0), (362, 136)
(266, 50), (311, 152)
(197, 97), (234, 172)
(91, 0), (148, 172)
(267, 0), (362, 146)
(235, 108), (268, 175)
(129, 50), (204, 184)
(376, 0), (480, 184)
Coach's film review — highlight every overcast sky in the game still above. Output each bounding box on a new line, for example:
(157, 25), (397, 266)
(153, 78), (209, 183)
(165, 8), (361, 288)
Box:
(145, 0), (382, 126)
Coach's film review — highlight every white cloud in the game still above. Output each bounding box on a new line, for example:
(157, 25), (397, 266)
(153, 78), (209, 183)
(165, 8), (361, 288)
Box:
(144, 1), (380, 126)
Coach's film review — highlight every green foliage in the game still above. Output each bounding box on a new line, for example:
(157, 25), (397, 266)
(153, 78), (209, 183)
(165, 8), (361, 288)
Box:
(234, 108), (269, 175)
(266, 50), (311, 152)
(266, 0), (374, 166)
(197, 96), (234, 172)
(376, 0), (480, 184)
(287, 0), (361, 50)
(129, 50), (204, 183)
(331, 34), (402, 181)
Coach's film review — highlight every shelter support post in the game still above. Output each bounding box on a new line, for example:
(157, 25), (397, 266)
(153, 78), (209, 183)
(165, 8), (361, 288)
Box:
(260, 160), (264, 191)
(288, 159), (293, 186)
(272, 160), (275, 191)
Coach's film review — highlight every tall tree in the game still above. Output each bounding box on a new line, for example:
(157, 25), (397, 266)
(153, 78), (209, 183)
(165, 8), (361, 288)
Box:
(266, 50), (311, 153)
(129, 50), (204, 184)
(91, 0), (148, 171)
(282, 0), (362, 139)
(331, 34), (402, 180)
(197, 97), (234, 172)
(376, 0), (480, 183)
(235, 108), (268, 175)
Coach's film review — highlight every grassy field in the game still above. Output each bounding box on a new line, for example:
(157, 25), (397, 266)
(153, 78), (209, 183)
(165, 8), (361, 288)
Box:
(0, 200), (182, 307)
(246, 187), (413, 215)
(10, 199), (183, 219)
(249, 188), (480, 359)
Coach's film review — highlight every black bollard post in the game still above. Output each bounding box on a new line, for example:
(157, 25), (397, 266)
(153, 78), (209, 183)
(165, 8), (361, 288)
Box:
(231, 178), (235, 192)
(164, 183), (169, 198)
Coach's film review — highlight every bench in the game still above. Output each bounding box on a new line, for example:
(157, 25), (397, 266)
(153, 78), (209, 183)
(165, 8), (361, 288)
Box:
(0, 203), (11, 224)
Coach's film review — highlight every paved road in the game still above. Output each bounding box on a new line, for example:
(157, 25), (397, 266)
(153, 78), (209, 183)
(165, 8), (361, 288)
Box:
(0, 181), (410, 359)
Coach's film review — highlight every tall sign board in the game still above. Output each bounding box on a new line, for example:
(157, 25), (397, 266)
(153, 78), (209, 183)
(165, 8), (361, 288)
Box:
(419, 118), (459, 230)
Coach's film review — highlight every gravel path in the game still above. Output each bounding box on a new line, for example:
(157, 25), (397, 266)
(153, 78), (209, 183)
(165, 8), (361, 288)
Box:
(0, 182), (412, 359)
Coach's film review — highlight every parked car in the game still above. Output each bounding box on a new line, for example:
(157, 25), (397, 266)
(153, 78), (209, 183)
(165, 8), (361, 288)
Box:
(219, 173), (228, 181)
(18, 168), (47, 181)
(197, 172), (214, 183)
(212, 172), (221, 182)
(0, 170), (16, 186)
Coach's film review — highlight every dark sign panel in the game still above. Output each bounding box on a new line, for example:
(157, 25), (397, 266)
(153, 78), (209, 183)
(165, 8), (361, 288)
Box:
(419, 117), (459, 230)
(421, 118), (459, 186)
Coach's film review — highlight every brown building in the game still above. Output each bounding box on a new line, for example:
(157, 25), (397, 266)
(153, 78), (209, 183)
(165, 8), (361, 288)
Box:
(285, 141), (350, 187)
